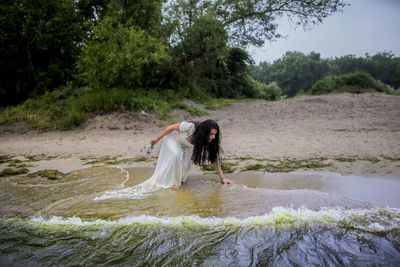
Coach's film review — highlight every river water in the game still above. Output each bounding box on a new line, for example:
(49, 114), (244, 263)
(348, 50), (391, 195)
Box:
(0, 166), (399, 266)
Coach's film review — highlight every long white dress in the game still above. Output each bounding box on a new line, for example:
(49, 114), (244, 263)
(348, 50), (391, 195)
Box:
(139, 121), (195, 188)
(95, 121), (195, 199)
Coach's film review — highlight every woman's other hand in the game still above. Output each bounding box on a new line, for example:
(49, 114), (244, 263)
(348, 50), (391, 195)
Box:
(221, 178), (235, 184)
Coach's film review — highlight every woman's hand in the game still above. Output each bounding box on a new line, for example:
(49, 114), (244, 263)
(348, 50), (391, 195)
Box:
(150, 138), (157, 145)
(221, 178), (235, 184)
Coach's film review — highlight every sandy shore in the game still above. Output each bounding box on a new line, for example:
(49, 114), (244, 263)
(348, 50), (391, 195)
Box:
(1, 92), (399, 160)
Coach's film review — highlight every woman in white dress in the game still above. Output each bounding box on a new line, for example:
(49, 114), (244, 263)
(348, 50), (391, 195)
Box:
(147, 119), (234, 189)
(96, 120), (233, 200)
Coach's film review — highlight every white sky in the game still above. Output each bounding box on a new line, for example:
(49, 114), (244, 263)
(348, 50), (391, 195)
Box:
(249, 0), (400, 64)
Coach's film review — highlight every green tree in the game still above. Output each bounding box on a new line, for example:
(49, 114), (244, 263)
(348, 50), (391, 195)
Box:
(0, 0), (84, 105)
(329, 54), (367, 75)
(164, 13), (230, 94)
(198, 47), (255, 98)
(102, 0), (164, 35)
(164, 0), (347, 48)
(364, 52), (400, 89)
(160, 0), (346, 91)
(329, 52), (400, 89)
(78, 17), (172, 90)
(253, 51), (329, 96)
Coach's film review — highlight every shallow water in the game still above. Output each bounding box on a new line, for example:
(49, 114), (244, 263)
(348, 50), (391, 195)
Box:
(0, 166), (399, 266)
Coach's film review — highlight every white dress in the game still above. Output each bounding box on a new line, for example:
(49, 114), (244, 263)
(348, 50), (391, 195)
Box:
(139, 121), (195, 188)
(95, 122), (195, 200)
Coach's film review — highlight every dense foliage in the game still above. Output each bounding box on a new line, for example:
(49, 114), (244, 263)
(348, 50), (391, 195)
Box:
(252, 51), (400, 97)
(1, 0), (346, 107)
(78, 16), (172, 90)
(0, 0), (85, 105)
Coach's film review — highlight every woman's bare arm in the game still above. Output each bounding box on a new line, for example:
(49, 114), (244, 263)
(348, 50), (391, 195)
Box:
(151, 123), (180, 145)
(213, 159), (235, 184)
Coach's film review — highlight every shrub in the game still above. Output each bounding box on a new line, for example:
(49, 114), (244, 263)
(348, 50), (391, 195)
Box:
(310, 71), (397, 95)
(374, 80), (400, 95)
(253, 80), (282, 100)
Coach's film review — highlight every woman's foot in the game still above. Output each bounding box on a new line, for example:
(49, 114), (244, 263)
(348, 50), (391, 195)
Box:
(171, 185), (180, 189)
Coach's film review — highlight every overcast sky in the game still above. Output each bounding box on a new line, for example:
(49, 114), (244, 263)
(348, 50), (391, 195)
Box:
(249, 0), (400, 64)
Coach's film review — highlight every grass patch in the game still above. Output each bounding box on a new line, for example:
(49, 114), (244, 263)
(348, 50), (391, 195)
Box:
(203, 98), (251, 110)
(0, 168), (29, 177)
(0, 85), (244, 131)
(0, 86), (212, 131)
(28, 170), (66, 180)
(178, 103), (208, 116)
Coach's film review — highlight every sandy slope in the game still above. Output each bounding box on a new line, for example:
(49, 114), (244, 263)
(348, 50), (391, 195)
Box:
(0, 92), (399, 161)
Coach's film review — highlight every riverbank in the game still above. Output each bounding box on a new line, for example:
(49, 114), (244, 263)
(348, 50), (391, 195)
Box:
(0, 92), (399, 176)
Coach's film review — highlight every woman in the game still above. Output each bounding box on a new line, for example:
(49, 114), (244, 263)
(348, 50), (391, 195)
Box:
(146, 119), (234, 189)
(96, 120), (233, 200)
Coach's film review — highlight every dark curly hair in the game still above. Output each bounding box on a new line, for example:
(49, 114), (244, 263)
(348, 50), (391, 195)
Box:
(191, 119), (221, 166)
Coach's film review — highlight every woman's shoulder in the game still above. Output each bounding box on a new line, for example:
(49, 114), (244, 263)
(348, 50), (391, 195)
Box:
(179, 121), (195, 134)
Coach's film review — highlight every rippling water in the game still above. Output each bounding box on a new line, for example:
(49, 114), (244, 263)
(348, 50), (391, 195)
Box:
(0, 166), (399, 266)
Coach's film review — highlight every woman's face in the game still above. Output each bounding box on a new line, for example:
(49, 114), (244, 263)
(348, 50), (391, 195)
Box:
(209, 128), (218, 142)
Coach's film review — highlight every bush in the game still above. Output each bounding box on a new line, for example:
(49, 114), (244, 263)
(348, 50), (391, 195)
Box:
(374, 80), (400, 95)
(310, 71), (397, 95)
(253, 80), (282, 100)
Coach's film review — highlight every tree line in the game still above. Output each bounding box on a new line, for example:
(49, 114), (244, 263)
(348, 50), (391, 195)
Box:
(1, 0), (347, 106)
(251, 51), (400, 97)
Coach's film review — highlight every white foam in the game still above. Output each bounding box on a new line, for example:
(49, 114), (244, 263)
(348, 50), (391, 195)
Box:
(94, 184), (157, 200)
(28, 207), (400, 230)
(93, 165), (158, 200)
(367, 223), (386, 232)
(114, 166), (130, 189)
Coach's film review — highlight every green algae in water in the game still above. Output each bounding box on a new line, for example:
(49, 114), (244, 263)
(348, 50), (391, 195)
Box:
(201, 161), (238, 174)
(334, 157), (358, 162)
(81, 156), (154, 165)
(1, 208), (400, 266)
(0, 155), (12, 164)
(28, 169), (66, 180)
(0, 167), (29, 177)
(241, 163), (265, 172)
(241, 159), (330, 173)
